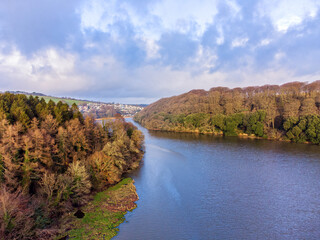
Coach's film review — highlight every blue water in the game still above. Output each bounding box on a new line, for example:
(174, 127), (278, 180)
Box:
(115, 119), (320, 240)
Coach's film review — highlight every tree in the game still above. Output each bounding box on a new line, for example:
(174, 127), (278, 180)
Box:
(300, 98), (318, 116)
(71, 103), (84, 123)
(0, 92), (145, 237)
(282, 97), (300, 119)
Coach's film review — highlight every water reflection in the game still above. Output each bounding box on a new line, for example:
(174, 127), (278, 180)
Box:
(115, 119), (320, 240)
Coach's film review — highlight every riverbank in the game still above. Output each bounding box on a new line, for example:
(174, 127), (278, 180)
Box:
(56, 178), (138, 240)
(113, 121), (320, 239)
(141, 126), (313, 145)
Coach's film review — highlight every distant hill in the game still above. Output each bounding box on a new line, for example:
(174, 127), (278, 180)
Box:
(136, 104), (149, 107)
(8, 91), (46, 96)
(3, 91), (145, 117)
(134, 80), (320, 144)
(6, 91), (148, 108)
(7, 91), (102, 106)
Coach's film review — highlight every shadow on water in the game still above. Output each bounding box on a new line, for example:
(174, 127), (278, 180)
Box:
(115, 119), (320, 240)
(148, 130), (320, 159)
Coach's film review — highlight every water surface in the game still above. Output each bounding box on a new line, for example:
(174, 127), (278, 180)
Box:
(115, 120), (320, 240)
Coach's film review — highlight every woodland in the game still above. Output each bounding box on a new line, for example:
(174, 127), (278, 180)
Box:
(0, 93), (144, 239)
(134, 81), (320, 144)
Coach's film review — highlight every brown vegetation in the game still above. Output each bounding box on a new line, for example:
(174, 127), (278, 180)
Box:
(135, 80), (320, 144)
(0, 93), (144, 239)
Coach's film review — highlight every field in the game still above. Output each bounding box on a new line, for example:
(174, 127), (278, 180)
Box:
(26, 95), (91, 105)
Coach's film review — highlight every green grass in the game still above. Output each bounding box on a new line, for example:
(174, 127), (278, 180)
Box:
(26, 95), (90, 106)
(56, 178), (138, 240)
(66, 210), (124, 239)
(106, 177), (132, 191)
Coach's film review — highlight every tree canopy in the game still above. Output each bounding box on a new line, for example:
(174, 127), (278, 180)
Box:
(135, 80), (320, 144)
(0, 93), (144, 239)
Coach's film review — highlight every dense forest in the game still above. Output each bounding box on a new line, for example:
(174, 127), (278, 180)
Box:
(134, 80), (320, 144)
(0, 93), (144, 239)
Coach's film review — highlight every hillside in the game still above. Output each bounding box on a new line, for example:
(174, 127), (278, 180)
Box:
(26, 95), (90, 105)
(7, 91), (92, 105)
(6, 91), (144, 117)
(134, 80), (320, 144)
(0, 92), (144, 239)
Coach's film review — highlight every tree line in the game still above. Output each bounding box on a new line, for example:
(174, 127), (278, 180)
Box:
(134, 80), (320, 144)
(0, 93), (144, 239)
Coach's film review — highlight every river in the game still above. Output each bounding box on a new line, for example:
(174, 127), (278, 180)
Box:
(114, 119), (320, 240)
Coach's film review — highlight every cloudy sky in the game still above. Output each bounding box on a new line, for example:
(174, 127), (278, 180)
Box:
(0, 0), (320, 103)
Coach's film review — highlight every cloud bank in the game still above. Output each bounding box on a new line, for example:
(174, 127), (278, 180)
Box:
(0, 0), (320, 103)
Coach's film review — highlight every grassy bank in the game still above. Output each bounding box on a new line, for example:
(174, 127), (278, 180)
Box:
(56, 178), (138, 240)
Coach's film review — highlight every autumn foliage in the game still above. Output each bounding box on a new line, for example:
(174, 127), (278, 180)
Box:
(135, 80), (320, 143)
(0, 93), (144, 239)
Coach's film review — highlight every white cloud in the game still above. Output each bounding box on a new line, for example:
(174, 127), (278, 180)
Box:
(79, 0), (242, 40)
(276, 16), (303, 32)
(1, 42), (320, 104)
(150, 0), (219, 37)
(216, 25), (225, 45)
(143, 38), (160, 60)
(225, 68), (320, 88)
(258, 0), (320, 32)
(1, 0), (320, 104)
(225, 0), (242, 18)
(259, 39), (272, 46)
(231, 37), (249, 48)
(0, 46), (89, 94)
(80, 0), (120, 33)
(274, 51), (286, 61)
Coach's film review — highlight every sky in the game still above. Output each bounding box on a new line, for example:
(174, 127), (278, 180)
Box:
(0, 0), (320, 104)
